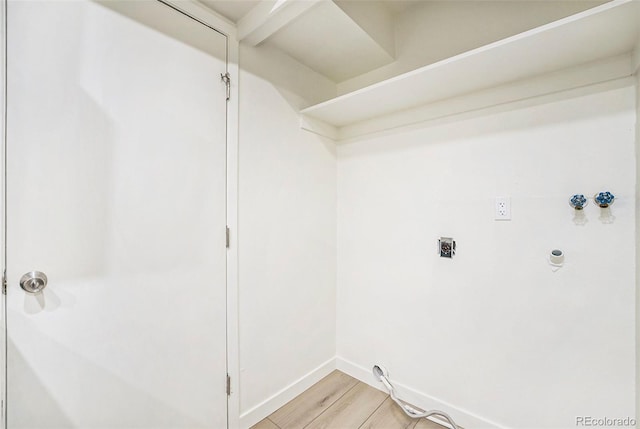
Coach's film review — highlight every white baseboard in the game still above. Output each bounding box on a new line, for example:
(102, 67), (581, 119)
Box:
(239, 358), (337, 429)
(336, 357), (508, 429)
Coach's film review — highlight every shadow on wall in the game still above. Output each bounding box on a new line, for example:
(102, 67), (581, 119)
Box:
(239, 43), (337, 112)
(7, 338), (74, 428)
(22, 287), (68, 314)
(8, 0), (115, 283)
(339, 78), (634, 153)
(7, 333), (202, 428)
(94, 0), (226, 62)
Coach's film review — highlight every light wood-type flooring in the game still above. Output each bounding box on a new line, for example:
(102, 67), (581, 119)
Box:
(250, 370), (445, 429)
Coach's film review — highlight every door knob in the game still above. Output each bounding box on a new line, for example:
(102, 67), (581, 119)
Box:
(20, 271), (48, 294)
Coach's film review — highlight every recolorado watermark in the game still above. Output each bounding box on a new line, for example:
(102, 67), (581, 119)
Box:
(576, 416), (636, 426)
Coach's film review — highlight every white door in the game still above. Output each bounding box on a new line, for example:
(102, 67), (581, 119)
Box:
(5, 1), (228, 427)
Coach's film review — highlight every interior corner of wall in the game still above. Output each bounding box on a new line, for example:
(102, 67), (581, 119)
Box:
(300, 115), (339, 141)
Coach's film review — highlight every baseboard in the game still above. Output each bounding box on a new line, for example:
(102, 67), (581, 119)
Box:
(336, 357), (508, 429)
(239, 358), (336, 429)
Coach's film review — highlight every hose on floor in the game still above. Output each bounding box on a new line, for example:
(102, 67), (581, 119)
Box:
(373, 365), (460, 429)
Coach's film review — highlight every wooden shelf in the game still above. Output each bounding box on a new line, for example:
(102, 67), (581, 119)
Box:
(300, 0), (640, 136)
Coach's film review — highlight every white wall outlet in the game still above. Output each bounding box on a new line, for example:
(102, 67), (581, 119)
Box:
(495, 197), (511, 220)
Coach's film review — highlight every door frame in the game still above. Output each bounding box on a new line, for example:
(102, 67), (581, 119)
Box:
(0, 0), (6, 426)
(0, 1), (241, 428)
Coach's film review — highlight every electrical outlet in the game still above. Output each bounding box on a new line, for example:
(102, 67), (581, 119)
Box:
(495, 197), (511, 220)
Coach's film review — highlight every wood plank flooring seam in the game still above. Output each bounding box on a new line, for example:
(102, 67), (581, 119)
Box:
(268, 418), (283, 429)
(355, 393), (390, 429)
(304, 382), (388, 429)
(269, 371), (359, 429)
(251, 418), (281, 429)
(300, 380), (362, 429)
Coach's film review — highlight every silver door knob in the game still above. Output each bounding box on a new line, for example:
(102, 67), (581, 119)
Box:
(20, 271), (48, 294)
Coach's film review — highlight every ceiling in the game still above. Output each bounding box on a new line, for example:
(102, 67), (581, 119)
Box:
(198, 0), (414, 23)
(264, 1), (395, 81)
(198, 0), (261, 22)
(197, 0), (413, 82)
(197, 0), (609, 90)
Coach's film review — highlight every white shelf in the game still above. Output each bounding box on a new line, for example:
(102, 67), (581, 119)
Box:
(300, 0), (640, 134)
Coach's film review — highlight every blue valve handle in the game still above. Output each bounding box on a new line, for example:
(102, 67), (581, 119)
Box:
(594, 191), (615, 207)
(569, 194), (587, 210)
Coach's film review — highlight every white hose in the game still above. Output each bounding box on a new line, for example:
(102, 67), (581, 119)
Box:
(373, 365), (460, 429)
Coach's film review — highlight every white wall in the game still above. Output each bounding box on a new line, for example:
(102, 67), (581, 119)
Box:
(238, 44), (337, 425)
(337, 82), (636, 428)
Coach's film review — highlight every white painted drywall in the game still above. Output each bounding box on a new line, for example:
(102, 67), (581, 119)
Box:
(238, 43), (337, 423)
(337, 0), (607, 94)
(333, 0), (395, 57)
(337, 82), (636, 428)
(240, 43), (336, 110)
